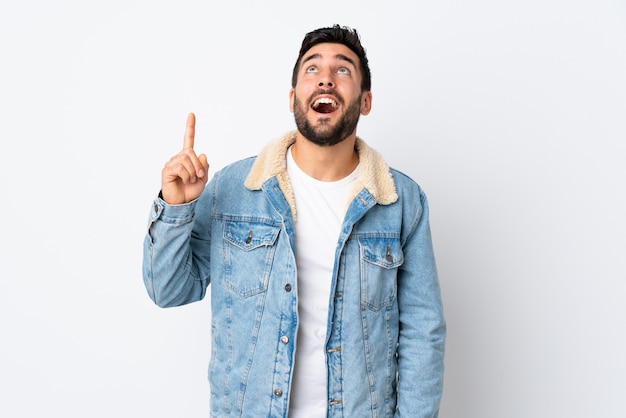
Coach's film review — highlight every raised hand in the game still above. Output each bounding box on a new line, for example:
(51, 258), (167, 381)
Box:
(161, 113), (210, 204)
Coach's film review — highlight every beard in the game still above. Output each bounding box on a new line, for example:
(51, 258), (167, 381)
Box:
(293, 91), (362, 147)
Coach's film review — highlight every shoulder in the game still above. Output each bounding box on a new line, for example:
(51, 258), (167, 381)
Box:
(389, 168), (426, 196)
(387, 167), (431, 221)
(212, 156), (257, 182)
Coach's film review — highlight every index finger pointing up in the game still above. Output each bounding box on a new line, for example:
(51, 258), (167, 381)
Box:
(183, 112), (196, 149)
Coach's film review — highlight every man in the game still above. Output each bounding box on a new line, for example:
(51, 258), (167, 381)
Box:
(143, 25), (445, 417)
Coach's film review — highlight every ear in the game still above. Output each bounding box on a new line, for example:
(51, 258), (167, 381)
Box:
(289, 88), (295, 113)
(360, 91), (372, 115)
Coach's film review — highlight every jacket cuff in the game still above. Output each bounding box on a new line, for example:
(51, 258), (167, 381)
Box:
(150, 191), (198, 225)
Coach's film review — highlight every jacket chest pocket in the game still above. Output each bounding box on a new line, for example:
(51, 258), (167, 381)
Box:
(223, 220), (280, 298)
(359, 237), (404, 311)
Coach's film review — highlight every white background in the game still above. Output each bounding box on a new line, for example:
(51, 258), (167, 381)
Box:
(1, 1), (625, 417)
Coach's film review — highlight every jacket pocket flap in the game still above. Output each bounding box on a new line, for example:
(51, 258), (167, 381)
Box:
(224, 220), (280, 251)
(360, 237), (404, 269)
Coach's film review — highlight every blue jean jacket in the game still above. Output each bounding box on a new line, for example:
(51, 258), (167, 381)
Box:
(143, 133), (446, 417)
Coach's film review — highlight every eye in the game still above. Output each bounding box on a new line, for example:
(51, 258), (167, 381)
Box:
(337, 67), (350, 75)
(306, 66), (318, 73)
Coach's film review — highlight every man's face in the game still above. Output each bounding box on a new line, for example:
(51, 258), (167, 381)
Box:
(290, 43), (372, 146)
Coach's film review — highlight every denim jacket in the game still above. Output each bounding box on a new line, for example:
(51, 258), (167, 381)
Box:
(143, 132), (446, 418)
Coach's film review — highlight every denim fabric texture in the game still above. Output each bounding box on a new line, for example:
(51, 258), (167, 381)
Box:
(143, 132), (446, 418)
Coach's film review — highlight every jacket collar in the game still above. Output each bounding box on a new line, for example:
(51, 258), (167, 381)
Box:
(244, 131), (398, 220)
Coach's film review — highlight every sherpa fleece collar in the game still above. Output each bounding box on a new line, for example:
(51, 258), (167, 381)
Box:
(244, 131), (398, 221)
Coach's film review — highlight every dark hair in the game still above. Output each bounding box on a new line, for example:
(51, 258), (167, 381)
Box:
(291, 24), (371, 91)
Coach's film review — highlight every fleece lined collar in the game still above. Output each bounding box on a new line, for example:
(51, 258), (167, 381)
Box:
(244, 131), (398, 221)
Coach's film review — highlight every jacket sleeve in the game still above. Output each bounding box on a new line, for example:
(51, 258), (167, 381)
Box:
(142, 179), (215, 308)
(395, 190), (446, 417)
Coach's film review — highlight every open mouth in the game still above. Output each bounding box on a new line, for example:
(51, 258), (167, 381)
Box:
(312, 97), (339, 114)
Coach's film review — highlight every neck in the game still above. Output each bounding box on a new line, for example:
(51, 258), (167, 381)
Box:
(291, 132), (359, 181)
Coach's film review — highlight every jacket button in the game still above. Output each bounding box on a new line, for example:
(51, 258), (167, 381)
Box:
(280, 335), (289, 344)
(386, 246), (393, 262)
(284, 284), (292, 292)
(274, 388), (283, 397)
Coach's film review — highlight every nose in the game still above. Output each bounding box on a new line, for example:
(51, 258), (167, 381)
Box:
(318, 70), (334, 88)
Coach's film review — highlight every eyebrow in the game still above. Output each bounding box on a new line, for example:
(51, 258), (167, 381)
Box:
(301, 52), (357, 69)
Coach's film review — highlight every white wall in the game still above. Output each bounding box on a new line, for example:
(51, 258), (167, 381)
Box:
(1, 1), (624, 416)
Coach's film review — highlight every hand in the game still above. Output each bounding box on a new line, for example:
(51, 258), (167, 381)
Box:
(161, 113), (210, 204)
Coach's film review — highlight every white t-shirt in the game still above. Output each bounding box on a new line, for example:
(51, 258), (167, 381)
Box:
(286, 147), (358, 417)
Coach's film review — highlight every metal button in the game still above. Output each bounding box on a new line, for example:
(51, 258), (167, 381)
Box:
(280, 335), (289, 344)
(386, 246), (393, 262)
(274, 388), (283, 397)
(284, 284), (292, 292)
